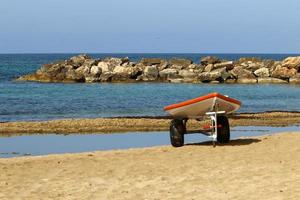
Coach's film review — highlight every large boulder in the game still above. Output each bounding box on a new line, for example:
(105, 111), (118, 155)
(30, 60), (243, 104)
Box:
(200, 56), (221, 66)
(230, 66), (256, 79)
(90, 66), (102, 76)
(100, 72), (116, 82)
(262, 59), (276, 68)
(141, 66), (159, 81)
(254, 67), (270, 77)
(140, 58), (168, 71)
(159, 68), (178, 79)
(75, 66), (90, 77)
(246, 61), (264, 71)
(187, 64), (204, 72)
(214, 61), (234, 70)
(111, 66), (141, 81)
(70, 54), (91, 67)
(198, 67), (230, 83)
(282, 57), (300, 70)
(82, 59), (97, 68)
(271, 65), (297, 79)
(169, 58), (192, 68)
(65, 68), (84, 82)
(97, 62), (113, 72)
(178, 70), (197, 79)
(103, 57), (123, 66)
(204, 64), (214, 72)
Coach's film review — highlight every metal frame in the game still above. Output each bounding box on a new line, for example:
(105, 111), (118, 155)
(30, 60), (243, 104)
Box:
(184, 111), (226, 147)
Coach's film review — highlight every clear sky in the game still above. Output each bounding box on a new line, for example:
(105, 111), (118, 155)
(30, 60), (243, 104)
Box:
(0, 0), (300, 53)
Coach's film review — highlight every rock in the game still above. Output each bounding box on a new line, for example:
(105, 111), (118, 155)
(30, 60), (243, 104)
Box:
(230, 66), (256, 79)
(113, 66), (127, 74)
(103, 57), (123, 66)
(97, 62), (112, 72)
(170, 65), (183, 70)
(120, 57), (130, 65)
(112, 66), (141, 81)
(237, 78), (257, 84)
(187, 64), (204, 72)
(169, 58), (192, 68)
(282, 57), (300, 70)
(70, 54), (91, 67)
(75, 66), (90, 77)
(65, 69), (84, 82)
(17, 73), (52, 82)
(82, 59), (97, 68)
(200, 56), (221, 66)
(90, 66), (102, 76)
(178, 70), (197, 79)
(214, 61), (234, 70)
(271, 65), (297, 79)
(159, 68), (178, 79)
(254, 67), (270, 77)
(246, 62), (264, 71)
(257, 78), (287, 84)
(34, 62), (69, 82)
(289, 74), (300, 84)
(18, 54), (300, 84)
(100, 72), (115, 82)
(204, 64), (214, 72)
(198, 67), (230, 83)
(263, 59), (276, 68)
(142, 66), (159, 81)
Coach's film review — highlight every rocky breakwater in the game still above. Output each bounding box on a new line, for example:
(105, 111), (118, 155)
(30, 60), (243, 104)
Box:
(17, 54), (300, 84)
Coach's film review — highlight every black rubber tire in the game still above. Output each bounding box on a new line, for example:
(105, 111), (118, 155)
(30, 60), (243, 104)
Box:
(217, 116), (230, 143)
(170, 119), (186, 147)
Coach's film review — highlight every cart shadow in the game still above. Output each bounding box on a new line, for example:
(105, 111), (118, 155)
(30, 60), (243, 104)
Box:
(186, 138), (261, 146)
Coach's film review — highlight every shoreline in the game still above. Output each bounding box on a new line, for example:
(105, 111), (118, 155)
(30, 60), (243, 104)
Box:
(1, 111), (300, 136)
(1, 132), (299, 199)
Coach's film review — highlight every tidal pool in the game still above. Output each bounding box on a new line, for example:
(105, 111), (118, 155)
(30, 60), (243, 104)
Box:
(0, 126), (299, 158)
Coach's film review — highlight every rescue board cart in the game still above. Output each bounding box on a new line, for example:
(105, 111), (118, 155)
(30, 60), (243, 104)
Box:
(164, 93), (241, 147)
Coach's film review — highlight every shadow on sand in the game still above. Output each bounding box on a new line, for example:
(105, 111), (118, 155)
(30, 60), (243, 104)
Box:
(186, 138), (261, 147)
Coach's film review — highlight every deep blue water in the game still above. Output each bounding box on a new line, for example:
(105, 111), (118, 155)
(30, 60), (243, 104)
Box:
(1, 53), (300, 122)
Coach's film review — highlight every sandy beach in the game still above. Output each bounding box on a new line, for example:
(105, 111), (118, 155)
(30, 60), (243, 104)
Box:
(1, 111), (300, 135)
(0, 132), (299, 200)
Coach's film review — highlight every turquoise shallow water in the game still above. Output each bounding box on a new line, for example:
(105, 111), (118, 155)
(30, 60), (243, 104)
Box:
(1, 53), (300, 121)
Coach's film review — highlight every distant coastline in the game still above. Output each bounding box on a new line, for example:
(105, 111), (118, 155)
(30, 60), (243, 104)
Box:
(17, 54), (300, 84)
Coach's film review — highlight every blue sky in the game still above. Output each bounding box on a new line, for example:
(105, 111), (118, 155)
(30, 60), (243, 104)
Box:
(0, 0), (300, 53)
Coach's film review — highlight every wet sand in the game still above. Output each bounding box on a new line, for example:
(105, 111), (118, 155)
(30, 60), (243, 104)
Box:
(0, 132), (299, 200)
(1, 111), (300, 135)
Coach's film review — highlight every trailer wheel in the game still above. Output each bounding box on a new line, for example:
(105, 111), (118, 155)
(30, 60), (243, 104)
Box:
(170, 119), (186, 147)
(217, 116), (230, 143)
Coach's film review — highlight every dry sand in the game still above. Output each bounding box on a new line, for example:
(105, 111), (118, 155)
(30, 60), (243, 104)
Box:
(0, 132), (299, 200)
(1, 111), (300, 135)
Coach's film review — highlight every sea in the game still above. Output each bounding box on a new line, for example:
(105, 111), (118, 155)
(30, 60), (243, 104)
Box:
(1, 53), (300, 122)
